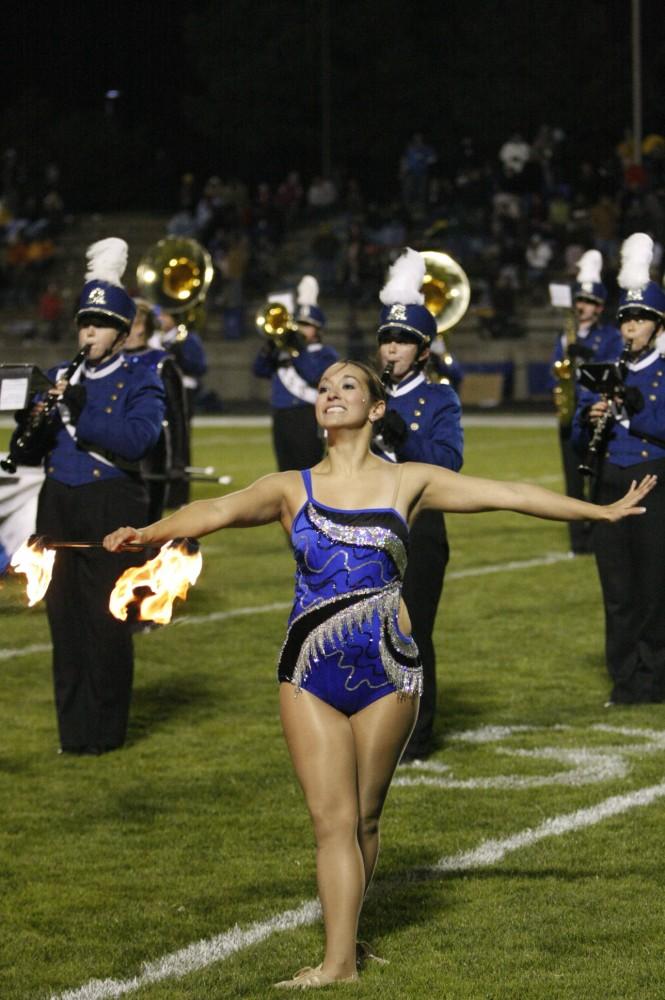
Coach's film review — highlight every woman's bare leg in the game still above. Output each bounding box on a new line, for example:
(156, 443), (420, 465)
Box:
(279, 684), (362, 980)
(351, 693), (419, 890)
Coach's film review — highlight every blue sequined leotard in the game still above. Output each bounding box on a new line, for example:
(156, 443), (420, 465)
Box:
(277, 469), (423, 715)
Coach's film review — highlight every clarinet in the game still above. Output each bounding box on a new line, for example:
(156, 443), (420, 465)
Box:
(380, 361), (395, 388)
(1, 347), (89, 474)
(578, 346), (630, 478)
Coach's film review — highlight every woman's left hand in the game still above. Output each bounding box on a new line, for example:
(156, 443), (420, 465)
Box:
(601, 474), (657, 522)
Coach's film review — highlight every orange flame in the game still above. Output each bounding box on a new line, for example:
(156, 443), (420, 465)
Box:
(10, 537), (56, 606)
(109, 539), (202, 625)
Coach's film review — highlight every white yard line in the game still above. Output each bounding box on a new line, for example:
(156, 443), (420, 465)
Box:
(0, 641), (51, 661)
(50, 779), (665, 1000)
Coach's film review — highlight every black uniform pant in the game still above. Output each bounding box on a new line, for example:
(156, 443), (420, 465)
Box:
(37, 476), (150, 750)
(593, 457), (665, 703)
(272, 405), (325, 472)
(401, 510), (449, 753)
(559, 426), (593, 553)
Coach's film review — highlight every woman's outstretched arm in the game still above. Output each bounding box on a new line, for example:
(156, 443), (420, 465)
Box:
(409, 464), (656, 523)
(103, 472), (289, 550)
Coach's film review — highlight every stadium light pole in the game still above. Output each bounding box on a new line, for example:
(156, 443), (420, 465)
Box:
(320, 0), (332, 177)
(632, 0), (642, 165)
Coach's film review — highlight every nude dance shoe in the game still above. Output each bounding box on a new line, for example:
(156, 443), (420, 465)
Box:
(273, 963), (359, 989)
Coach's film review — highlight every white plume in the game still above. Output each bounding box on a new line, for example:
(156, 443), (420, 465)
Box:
(84, 237), (129, 286)
(576, 249), (603, 285)
(379, 247), (425, 306)
(297, 275), (319, 307)
(618, 233), (653, 290)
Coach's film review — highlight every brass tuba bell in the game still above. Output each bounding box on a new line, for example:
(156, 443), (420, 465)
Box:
(136, 237), (214, 325)
(419, 250), (471, 335)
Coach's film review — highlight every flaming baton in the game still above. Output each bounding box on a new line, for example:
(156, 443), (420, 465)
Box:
(9, 535), (202, 624)
(10, 537), (56, 606)
(109, 538), (202, 625)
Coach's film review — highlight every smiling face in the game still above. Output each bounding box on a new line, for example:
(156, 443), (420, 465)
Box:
(315, 362), (385, 431)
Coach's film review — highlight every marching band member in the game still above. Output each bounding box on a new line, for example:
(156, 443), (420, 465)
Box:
(373, 249), (463, 761)
(252, 275), (339, 471)
(573, 233), (665, 704)
(11, 239), (165, 754)
(105, 359), (652, 988)
(125, 299), (190, 520)
(550, 250), (622, 554)
(148, 305), (206, 506)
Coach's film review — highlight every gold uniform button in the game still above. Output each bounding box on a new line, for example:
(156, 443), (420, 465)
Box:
(641, 450), (649, 458)
(414, 409), (422, 416)
(653, 382), (659, 387)
(410, 422), (420, 431)
(110, 394), (118, 401)
(47, 466), (54, 473)
(116, 382), (125, 389)
(418, 397), (426, 404)
(650, 394), (657, 401)
(105, 406), (113, 414)
(93, 469), (101, 478)
(658, 371), (663, 376)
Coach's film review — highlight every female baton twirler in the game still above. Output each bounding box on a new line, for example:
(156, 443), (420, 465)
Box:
(105, 359), (653, 988)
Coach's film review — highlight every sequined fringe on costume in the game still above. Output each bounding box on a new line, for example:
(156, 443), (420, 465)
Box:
(279, 582), (423, 697)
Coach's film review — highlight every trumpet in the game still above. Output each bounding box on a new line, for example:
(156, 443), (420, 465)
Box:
(255, 301), (303, 356)
(1, 347), (89, 474)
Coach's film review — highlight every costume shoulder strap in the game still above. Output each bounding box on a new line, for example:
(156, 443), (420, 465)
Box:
(300, 468), (313, 499)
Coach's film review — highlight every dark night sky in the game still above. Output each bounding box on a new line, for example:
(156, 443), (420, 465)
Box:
(3, 1), (665, 209)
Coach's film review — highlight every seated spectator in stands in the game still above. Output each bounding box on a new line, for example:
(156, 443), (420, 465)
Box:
(167, 208), (198, 237)
(195, 175), (224, 238)
(43, 189), (64, 234)
(525, 232), (552, 302)
(307, 176), (338, 216)
(37, 283), (64, 342)
(498, 132), (531, 179)
(548, 186), (572, 239)
(275, 171), (303, 225)
(342, 222), (376, 308)
(590, 194), (619, 266)
(343, 177), (364, 216)
(311, 222), (340, 293)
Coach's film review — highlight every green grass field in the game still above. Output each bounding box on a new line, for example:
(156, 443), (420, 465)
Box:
(2, 421), (665, 1000)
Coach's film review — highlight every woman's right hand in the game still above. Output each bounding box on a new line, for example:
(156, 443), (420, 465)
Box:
(103, 526), (145, 551)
